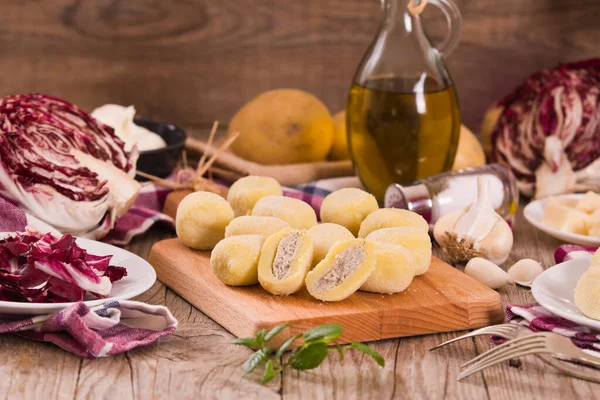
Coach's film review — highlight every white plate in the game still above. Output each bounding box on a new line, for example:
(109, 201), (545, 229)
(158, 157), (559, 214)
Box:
(0, 237), (156, 315)
(523, 194), (600, 246)
(531, 255), (600, 331)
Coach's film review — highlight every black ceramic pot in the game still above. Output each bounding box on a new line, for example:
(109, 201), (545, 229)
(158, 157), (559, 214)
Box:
(133, 119), (187, 180)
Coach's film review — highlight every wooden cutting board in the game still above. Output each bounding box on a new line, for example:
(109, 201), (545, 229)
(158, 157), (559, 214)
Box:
(149, 238), (504, 345)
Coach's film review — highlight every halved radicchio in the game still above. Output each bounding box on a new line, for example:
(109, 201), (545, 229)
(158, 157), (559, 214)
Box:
(0, 230), (126, 303)
(483, 59), (600, 198)
(0, 94), (140, 238)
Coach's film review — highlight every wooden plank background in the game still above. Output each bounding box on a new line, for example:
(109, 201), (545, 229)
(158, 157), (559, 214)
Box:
(1, 0), (599, 132)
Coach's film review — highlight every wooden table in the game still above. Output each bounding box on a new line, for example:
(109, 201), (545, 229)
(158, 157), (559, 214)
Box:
(2, 209), (600, 399)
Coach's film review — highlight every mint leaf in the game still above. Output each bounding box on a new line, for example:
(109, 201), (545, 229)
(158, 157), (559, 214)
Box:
(290, 342), (328, 370)
(288, 345), (302, 363)
(349, 342), (385, 367)
(232, 337), (260, 348)
(275, 334), (302, 360)
(265, 323), (291, 342)
(256, 329), (267, 346)
(243, 347), (273, 373)
(303, 324), (343, 342)
(262, 359), (276, 384)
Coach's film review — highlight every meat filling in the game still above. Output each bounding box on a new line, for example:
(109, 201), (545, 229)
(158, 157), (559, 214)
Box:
(314, 245), (365, 292)
(272, 232), (301, 279)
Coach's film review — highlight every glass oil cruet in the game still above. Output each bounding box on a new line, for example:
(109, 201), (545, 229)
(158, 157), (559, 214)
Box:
(347, 0), (462, 202)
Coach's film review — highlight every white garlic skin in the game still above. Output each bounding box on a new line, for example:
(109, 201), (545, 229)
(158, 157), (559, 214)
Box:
(464, 257), (513, 289)
(507, 259), (544, 287)
(433, 208), (462, 244)
(432, 177), (513, 265)
(480, 218), (513, 265)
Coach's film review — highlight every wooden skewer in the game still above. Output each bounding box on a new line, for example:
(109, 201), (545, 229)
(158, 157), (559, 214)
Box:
(195, 131), (240, 178)
(135, 170), (190, 190)
(138, 126), (240, 193)
(182, 149), (189, 169)
(196, 121), (219, 175)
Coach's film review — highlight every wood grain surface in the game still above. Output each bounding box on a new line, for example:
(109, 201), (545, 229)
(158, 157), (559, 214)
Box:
(2, 206), (600, 399)
(2, 1), (600, 398)
(149, 239), (504, 345)
(1, 0), (599, 132)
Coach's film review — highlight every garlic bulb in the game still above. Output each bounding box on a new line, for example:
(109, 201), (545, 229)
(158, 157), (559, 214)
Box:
(507, 259), (544, 287)
(433, 176), (513, 264)
(465, 257), (513, 289)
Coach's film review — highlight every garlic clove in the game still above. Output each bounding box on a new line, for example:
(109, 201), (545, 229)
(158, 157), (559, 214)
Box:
(477, 217), (513, 265)
(465, 257), (513, 289)
(453, 175), (497, 239)
(507, 259), (544, 287)
(432, 208), (464, 245)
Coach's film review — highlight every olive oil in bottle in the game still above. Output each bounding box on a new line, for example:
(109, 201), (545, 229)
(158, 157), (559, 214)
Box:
(347, 76), (460, 201)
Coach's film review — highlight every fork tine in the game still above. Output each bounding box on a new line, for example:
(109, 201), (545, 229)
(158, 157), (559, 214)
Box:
(458, 331), (600, 384)
(430, 324), (521, 351)
(461, 334), (545, 368)
(460, 343), (546, 376)
(458, 347), (547, 380)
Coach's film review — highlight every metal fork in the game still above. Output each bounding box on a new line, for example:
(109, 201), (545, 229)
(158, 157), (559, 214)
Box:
(430, 324), (600, 383)
(430, 323), (529, 351)
(458, 332), (600, 381)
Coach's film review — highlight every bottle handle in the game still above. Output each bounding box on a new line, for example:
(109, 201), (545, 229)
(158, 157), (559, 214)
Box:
(408, 0), (462, 57)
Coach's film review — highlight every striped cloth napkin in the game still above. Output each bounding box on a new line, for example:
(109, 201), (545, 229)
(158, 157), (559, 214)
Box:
(499, 245), (600, 357)
(1, 300), (177, 358)
(105, 176), (358, 245)
(503, 304), (600, 357)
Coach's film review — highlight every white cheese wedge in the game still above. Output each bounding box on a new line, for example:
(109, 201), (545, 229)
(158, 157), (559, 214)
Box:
(542, 197), (588, 235)
(576, 191), (600, 214)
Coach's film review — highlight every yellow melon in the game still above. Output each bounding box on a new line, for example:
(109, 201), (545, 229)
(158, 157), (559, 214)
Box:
(452, 125), (486, 171)
(329, 110), (350, 160)
(228, 89), (334, 165)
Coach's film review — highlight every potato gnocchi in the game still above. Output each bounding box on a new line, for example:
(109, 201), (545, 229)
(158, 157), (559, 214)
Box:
(258, 228), (314, 295)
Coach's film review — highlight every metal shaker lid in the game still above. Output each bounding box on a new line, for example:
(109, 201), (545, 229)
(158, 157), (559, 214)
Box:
(384, 182), (433, 222)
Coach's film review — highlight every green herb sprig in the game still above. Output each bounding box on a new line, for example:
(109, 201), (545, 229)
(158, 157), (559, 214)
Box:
(233, 323), (385, 384)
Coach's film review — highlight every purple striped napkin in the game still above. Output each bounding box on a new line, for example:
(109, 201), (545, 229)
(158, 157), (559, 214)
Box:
(502, 304), (600, 356)
(498, 244), (600, 356)
(1, 300), (178, 358)
(554, 244), (598, 263)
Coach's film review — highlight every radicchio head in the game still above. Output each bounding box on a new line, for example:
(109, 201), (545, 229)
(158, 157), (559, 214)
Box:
(0, 94), (140, 238)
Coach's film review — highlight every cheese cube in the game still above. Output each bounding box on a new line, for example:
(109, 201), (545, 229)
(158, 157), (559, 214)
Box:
(576, 191), (600, 214)
(554, 197), (579, 208)
(584, 209), (600, 237)
(542, 197), (588, 235)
